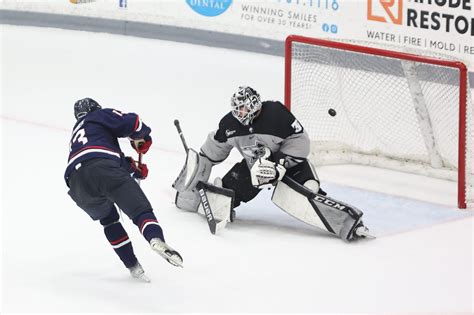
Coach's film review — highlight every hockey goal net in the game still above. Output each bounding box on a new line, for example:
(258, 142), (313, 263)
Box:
(285, 35), (473, 209)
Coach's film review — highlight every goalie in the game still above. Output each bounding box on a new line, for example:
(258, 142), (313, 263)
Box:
(174, 86), (373, 241)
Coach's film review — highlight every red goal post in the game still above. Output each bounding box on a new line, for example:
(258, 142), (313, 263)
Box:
(285, 35), (472, 209)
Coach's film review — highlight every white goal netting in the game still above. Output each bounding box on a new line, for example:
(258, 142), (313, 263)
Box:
(286, 36), (473, 208)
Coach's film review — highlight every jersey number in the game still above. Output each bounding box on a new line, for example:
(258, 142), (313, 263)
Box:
(70, 128), (88, 151)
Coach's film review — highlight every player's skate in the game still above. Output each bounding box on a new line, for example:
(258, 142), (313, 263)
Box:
(128, 261), (151, 283)
(150, 238), (183, 268)
(353, 222), (376, 240)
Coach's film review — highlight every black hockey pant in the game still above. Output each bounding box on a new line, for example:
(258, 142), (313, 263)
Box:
(67, 158), (153, 221)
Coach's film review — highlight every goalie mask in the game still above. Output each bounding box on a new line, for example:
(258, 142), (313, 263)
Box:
(74, 98), (102, 120)
(230, 86), (262, 126)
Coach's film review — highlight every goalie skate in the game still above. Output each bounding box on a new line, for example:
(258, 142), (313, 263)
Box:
(128, 262), (151, 283)
(150, 238), (183, 268)
(353, 224), (376, 240)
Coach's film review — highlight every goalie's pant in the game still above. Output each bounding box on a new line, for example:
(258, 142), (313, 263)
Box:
(222, 158), (321, 208)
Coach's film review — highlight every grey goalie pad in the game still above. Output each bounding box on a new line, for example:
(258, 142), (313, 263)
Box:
(173, 149), (213, 212)
(271, 176), (363, 241)
(174, 190), (200, 212)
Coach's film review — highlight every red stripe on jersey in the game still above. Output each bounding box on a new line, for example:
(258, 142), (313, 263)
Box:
(110, 235), (129, 245)
(68, 145), (118, 161)
(134, 116), (140, 131)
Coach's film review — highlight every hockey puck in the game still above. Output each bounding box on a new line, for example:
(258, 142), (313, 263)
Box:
(328, 108), (337, 117)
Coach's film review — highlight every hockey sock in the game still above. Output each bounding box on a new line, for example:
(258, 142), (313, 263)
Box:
(100, 207), (137, 268)
(133, 211), (165, 243)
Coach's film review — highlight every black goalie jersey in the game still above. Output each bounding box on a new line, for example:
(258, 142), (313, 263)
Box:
(200, 101), (310, 169)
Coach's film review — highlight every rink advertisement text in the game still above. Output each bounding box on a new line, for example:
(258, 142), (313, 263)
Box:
(4, 0), (473, 69)
(240, 4), (318, 30)
(366, 30), (474, 55)
(367, 0), (473, 56)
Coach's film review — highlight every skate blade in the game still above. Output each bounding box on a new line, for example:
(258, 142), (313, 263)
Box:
(355, 231), (377, 240)
(151, 241), (183, 268)
(132, 273), (151, 283)
(354, 227), (376, 240)
(359, 233), (376, 240)
(164, 254), (183, 268)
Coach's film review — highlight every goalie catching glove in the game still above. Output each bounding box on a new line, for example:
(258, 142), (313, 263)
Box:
(250, 157), (286, 187)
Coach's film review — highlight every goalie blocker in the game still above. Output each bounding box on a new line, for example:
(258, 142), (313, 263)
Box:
(272, 176), (372, 241)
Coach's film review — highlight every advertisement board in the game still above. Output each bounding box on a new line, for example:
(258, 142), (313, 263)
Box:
(1, 0), (472, 68)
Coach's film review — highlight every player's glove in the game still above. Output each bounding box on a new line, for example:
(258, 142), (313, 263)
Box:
(250, 158), (286, 188)
(125, 156), (149, 180)
(131, 135), (152, 154)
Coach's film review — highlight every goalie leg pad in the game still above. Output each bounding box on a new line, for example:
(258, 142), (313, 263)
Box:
(272, 177), (363, 241)
(196, 181), (235, 234)
(175, 181), (235, 234)
(175, 190), (201, 212)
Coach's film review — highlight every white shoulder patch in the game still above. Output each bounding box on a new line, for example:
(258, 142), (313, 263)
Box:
(291, 119), (303, 133)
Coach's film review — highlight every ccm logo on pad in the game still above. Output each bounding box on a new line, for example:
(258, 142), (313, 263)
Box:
(314, 195), (347, 211)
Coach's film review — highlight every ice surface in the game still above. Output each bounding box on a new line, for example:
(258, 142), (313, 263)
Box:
(1, 25), (473, 314)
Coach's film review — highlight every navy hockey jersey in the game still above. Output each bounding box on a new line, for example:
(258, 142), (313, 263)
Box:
(64, 108), (151, 185)
(200, 101), (310, 169)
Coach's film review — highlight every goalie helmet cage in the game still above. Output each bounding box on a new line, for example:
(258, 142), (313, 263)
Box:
(284, 35), (472, 209)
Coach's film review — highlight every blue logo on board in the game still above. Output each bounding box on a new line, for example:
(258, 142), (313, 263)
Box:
(186, 0), (232, 17)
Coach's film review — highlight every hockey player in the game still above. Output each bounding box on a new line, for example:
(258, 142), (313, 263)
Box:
(65, 98), (183, 282)
(174, 86), (372, 241)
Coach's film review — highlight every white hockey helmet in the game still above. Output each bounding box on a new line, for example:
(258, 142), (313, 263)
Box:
(230, 86), (262, 125)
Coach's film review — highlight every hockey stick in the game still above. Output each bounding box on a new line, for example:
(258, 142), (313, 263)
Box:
(174, 119), (189, 153)
(137, 152), (143, 186)
(196, 181), (217, 234)
(174, 120), (231, 235)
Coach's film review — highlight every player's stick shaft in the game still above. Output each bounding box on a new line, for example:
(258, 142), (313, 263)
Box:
(174, 119), (189, 152)
(137, 152), (143, 186)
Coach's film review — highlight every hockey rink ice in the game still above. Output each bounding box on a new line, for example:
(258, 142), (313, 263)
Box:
(1, 25), (473, 313)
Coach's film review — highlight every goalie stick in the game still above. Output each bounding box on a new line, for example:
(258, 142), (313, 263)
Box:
(195, 181), (235, 234)
(174, 119), (189, 153)
(196, 181), (216, 234)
